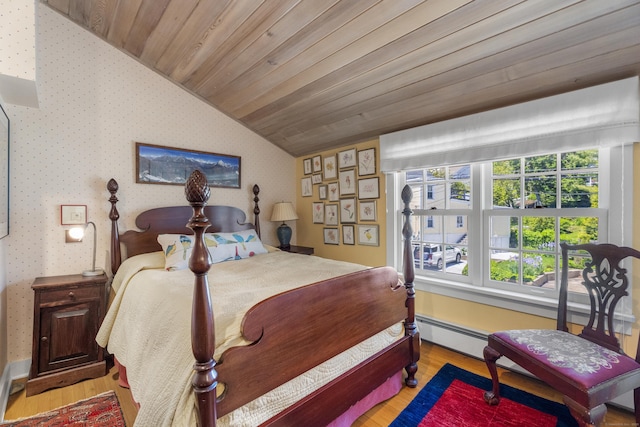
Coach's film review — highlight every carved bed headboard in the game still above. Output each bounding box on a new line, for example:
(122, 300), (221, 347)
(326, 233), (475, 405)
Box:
(107, 178), (261, 274)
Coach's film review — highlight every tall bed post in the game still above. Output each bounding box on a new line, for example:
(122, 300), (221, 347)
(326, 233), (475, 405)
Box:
(401, 184), (419, 387)
(107, 179), (122, 275)
(185, 171), (217, 427)
(252, 184), (261, 239)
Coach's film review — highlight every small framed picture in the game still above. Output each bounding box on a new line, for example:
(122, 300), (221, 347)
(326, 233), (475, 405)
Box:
(300, 176), (313, 197)
(61, 205), (87, 225)
(312, 174), (323, 184)
(312, 155), (322, 173)
(301, 177), (313, 197)
(359, 200), (377, 221)
(312, 202), (324, 224)
(323, 155), (337, 180)
(358, 148), (376, 176)
(342, 225), (355, 245)
(318, 185), (328, 200)
(338, 148), (356, 169)
(328, 182), (339, 201)
(357, 224), (379, 246)
(358, 177), (379, 199)
(303, 158), (312, 175)
(339, 169), (356, 196)
(324, 228), (339, 245)
(339, 198), (357, 224)
(325, 204), (338, 225)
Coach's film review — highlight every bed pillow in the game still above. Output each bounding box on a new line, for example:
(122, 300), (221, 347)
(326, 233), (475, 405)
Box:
(206, 229), (267, 263)
(157, 234), (198, 271)
(157, 229), (267, 270)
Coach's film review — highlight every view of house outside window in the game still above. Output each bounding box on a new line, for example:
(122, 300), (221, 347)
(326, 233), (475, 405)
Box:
(406, 165), (470, 276)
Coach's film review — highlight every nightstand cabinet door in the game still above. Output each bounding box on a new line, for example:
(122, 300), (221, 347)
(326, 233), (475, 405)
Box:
(27, 274), (108, 396)
(39, 299), (100, 373)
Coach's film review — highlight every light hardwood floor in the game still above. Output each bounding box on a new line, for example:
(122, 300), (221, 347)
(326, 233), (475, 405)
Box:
(4, 341), (636, 426)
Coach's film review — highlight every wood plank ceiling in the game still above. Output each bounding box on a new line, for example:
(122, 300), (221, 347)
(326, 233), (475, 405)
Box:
(43, 0), (640, 157)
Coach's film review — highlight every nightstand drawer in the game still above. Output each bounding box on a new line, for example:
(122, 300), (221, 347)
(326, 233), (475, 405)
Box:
(38, 285), (102, 305)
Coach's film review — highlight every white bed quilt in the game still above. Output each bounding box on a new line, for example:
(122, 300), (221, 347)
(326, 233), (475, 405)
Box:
(96, 251), (403, 427)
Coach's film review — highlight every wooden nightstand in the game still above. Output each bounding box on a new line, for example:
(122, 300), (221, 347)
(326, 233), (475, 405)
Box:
(26, 273), (109, 396)
(280, 245), (314, 255)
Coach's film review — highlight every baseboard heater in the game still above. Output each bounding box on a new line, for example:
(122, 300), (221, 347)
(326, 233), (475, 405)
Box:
(416, 315), (634, 412)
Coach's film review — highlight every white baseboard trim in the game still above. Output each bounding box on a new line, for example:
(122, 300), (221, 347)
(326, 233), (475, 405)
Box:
(0, 359), (30, 422)
(416, 315), (634, 412)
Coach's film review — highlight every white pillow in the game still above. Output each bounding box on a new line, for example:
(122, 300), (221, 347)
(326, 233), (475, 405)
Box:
(157, 234), (197, 271)
(206, 229), (267, 264)
(157, 229), (267, 270)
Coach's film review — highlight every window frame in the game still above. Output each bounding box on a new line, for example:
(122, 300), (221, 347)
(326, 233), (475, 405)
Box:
(385, 145), (634, 329)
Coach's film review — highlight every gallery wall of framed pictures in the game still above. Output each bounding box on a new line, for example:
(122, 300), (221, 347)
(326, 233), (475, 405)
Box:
(300, 142), (381, 248)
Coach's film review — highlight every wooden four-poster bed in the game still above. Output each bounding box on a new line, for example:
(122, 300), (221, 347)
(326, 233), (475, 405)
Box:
(98, 170), (419, 426)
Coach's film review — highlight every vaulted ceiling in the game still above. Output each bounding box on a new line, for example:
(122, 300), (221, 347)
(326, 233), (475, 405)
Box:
(43, 0), (640, 157)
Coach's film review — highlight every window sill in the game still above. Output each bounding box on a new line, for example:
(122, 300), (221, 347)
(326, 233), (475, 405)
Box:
(413, 274), (634, 335)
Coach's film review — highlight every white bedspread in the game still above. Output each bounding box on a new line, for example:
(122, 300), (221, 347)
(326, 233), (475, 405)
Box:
(96, 250), (402, 427)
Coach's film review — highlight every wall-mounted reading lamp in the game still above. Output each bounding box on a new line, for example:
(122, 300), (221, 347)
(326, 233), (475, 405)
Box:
(67, 222), (103, 276)
(61, 204), (103, 277)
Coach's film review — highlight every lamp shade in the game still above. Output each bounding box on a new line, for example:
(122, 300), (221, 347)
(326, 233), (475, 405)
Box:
(270, 202), (298, 222)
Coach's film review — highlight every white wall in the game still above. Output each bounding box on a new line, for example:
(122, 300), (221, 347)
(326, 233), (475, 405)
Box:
(3, 4), (296, 363)
(0, 0), (38, 107)
(0, 0), (37, 380)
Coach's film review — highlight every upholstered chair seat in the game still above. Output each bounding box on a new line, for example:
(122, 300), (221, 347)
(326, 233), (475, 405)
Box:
(490, 329), (640, 402)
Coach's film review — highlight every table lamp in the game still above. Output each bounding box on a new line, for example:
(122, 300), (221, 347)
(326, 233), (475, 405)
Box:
(270, 202), (298, 249)
(68, 221), (104, 276)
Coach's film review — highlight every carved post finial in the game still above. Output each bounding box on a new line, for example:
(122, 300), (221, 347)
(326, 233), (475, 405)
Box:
(185, 170), (211, 208)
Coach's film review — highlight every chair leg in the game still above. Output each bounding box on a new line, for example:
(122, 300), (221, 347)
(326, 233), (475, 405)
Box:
(563, 396), (606, 427)
(483, 345), (502, 405)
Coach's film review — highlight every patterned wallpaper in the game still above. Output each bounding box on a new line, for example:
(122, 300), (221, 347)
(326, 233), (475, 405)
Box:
(0, 0), (36, 80)
(3, 4), (295, 362)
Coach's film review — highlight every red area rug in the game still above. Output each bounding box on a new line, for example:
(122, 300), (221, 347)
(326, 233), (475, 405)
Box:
(1, 390), (125, 427)
(391, 363), (577, 427)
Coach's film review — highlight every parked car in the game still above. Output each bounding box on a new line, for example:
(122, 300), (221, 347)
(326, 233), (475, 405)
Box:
(414, 244), (462, 269)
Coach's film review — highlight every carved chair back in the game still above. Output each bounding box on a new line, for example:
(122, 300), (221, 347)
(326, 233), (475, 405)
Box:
(558, 243), (640, 357)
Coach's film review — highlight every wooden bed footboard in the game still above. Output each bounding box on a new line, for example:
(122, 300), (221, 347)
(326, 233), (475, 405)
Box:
(182, 170), (419, 426)
(216, 266), (406, 417)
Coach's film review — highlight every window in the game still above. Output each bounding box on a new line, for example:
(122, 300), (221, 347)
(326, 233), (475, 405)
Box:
(381, 78), (636, 321)
(394, 146), (631, 309)
(407, 165), (470, 276)
(487, 150), (603, 296)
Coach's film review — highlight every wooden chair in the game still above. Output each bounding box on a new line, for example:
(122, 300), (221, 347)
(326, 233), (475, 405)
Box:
(483, 242), (640, 427)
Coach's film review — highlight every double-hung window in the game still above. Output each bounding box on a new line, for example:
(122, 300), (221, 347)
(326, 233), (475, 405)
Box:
(391, 145), (632, 314)
(486, 151), (604, 298)
(381, 78), (638, 319)
(406, 165), (470, 277)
